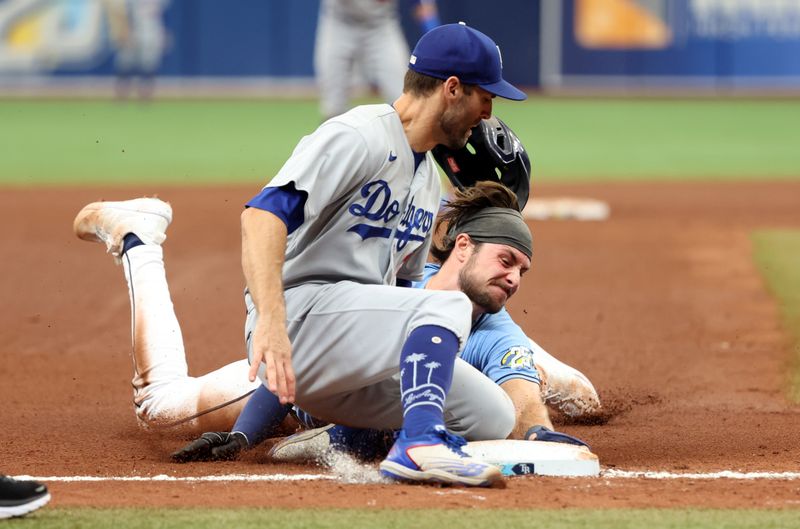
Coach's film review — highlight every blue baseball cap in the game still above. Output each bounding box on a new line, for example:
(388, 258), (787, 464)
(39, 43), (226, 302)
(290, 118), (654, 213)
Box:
(408, 22), (527, 101)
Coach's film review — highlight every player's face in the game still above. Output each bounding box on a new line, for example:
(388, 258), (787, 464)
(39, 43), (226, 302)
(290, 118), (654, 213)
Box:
(439, 86), (494, 149)
(458, 242), (531, 314)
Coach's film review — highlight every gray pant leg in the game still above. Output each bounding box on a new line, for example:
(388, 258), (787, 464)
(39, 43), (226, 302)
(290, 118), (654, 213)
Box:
(315, 14), (359, 118)
(246, 282), (475, 429)
(362, 20), (408, 104)
(299, 358), (515, 441)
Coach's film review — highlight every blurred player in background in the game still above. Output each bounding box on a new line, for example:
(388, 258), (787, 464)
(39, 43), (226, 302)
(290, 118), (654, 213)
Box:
(315, 0), (440, 120)
(102, 0), (169, 100)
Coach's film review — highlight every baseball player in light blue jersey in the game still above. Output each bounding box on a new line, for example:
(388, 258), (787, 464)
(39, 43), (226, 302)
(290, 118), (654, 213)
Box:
(263, 183), (594, 461)
(172, 182), (597, 464)
(76, 23), (527, 488)
(170, 117), (600, 464)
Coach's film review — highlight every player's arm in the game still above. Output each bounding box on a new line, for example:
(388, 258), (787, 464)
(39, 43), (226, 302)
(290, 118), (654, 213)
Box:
(242, 181), (308, 404)
(409, 0), (440, 33)
(500, 378), (589, 447)
(499, 378), (553, 438)
(241, 207), (294, 403)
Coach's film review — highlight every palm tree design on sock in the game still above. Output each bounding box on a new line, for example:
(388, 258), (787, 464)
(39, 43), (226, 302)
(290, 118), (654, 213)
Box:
(402, 353), (445, 411)
(424, 361), (441, 384)
(406, 353), (426, 385)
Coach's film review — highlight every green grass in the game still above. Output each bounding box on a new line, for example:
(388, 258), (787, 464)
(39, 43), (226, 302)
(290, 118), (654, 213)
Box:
(752, 230), (800, 402)
(1, 98), (799, 186)
(6, 508), (800, 529)
(492, 98), (800, 182)
(0, 100), (321, 185)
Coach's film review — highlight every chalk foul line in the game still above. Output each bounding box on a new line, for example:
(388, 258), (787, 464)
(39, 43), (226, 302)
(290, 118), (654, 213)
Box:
(602, 469), (800, 480)
(13, 474), (335, 483)
(12, 469), (800, 483)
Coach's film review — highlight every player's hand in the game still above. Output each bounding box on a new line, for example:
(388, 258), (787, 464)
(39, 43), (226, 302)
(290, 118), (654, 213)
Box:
(171, 432), (249, 463)
(525, 425), (590, 449)
(248, 317), (296, 404)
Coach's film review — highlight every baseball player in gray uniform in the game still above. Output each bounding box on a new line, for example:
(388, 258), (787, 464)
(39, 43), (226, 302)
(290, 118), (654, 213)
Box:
(173, 181), (595, 465)
(169, 118), (599, 464)
(73, 122), (598, 467)
(76, 23), (527, 488)
(315, 0), (439, 120)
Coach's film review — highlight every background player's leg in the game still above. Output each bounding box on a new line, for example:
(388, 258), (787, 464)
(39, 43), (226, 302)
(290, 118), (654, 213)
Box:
(314, 14), (360, 119)
(363, 20), (408, 104)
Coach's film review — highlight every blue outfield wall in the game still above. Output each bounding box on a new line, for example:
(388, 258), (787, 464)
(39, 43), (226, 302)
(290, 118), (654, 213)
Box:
(160, 1), (318, 78)
(39, 0), (540, 86)
(554, 0), (800, 89)
(3, 0), (800, 90)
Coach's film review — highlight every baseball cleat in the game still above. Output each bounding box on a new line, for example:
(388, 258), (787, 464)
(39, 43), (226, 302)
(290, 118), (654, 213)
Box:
(73, 198), (172, 262)
(531, 340), (601, 418)
(379, 426), (504, 487)
(269, 424), (335, 463)
(0, 476), (51, 519)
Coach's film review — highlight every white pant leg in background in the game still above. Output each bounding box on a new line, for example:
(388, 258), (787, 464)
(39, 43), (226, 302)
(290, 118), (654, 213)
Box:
(362, 18), (408, 104)
(122, 245), (259, 434)
(315, 13), (361, 119)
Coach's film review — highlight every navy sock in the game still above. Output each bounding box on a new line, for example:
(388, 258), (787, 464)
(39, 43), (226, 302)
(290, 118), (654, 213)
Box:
(328, 425), (394, 460)
(399, 325), (459, 437)
(121, 233), (144, 256)
(293, 407), (329, 429)
(233, 385), (291, 447)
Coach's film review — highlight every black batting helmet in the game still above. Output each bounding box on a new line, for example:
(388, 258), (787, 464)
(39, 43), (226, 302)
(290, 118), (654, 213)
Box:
(432, 116), (531, 210)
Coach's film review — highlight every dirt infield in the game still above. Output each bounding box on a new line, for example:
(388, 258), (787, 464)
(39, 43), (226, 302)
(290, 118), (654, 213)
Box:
(2, 181), (800, 509)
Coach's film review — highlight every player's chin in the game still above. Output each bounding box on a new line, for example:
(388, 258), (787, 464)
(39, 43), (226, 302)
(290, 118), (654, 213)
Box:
(443, 134), (470, 150)
(480, 291), (508, 314)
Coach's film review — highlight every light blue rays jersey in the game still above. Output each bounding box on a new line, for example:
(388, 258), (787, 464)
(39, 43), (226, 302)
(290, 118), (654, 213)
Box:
(417, 264), (541, 386)
(266, 104), (440, 289)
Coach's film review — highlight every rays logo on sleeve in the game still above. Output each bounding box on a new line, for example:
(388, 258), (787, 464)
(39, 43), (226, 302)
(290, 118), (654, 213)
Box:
(347, 180), (434, 250)
(500, 346), (536, 370)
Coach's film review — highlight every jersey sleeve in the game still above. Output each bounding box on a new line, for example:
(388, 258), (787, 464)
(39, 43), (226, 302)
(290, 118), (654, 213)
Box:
(266, 122), (375, 222)
(245, 183), (307, 234)
(460, 309), (542, 386)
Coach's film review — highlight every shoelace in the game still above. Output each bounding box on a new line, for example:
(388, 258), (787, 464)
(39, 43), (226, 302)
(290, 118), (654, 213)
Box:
(433, 427), (469, 457)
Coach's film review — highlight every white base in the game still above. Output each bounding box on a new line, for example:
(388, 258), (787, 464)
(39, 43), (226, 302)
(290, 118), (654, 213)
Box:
(523, 197), (610, 221)
(463, 440), (600, 477)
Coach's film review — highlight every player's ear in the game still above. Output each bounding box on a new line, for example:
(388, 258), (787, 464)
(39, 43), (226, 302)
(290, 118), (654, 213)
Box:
(453, 233), (473, 263)
(443, 76), (460, 99)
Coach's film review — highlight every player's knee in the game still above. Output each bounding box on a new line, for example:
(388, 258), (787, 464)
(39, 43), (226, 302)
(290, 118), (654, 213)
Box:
(455, 391), (515, 441)
(424, 290), (473, 339)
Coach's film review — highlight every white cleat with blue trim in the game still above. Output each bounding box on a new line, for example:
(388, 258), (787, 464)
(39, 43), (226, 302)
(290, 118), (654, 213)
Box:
(379, 425), (504, 487)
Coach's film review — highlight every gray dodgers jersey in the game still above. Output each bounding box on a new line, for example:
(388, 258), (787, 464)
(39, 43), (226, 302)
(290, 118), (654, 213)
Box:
(266, 104), (440, 289)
